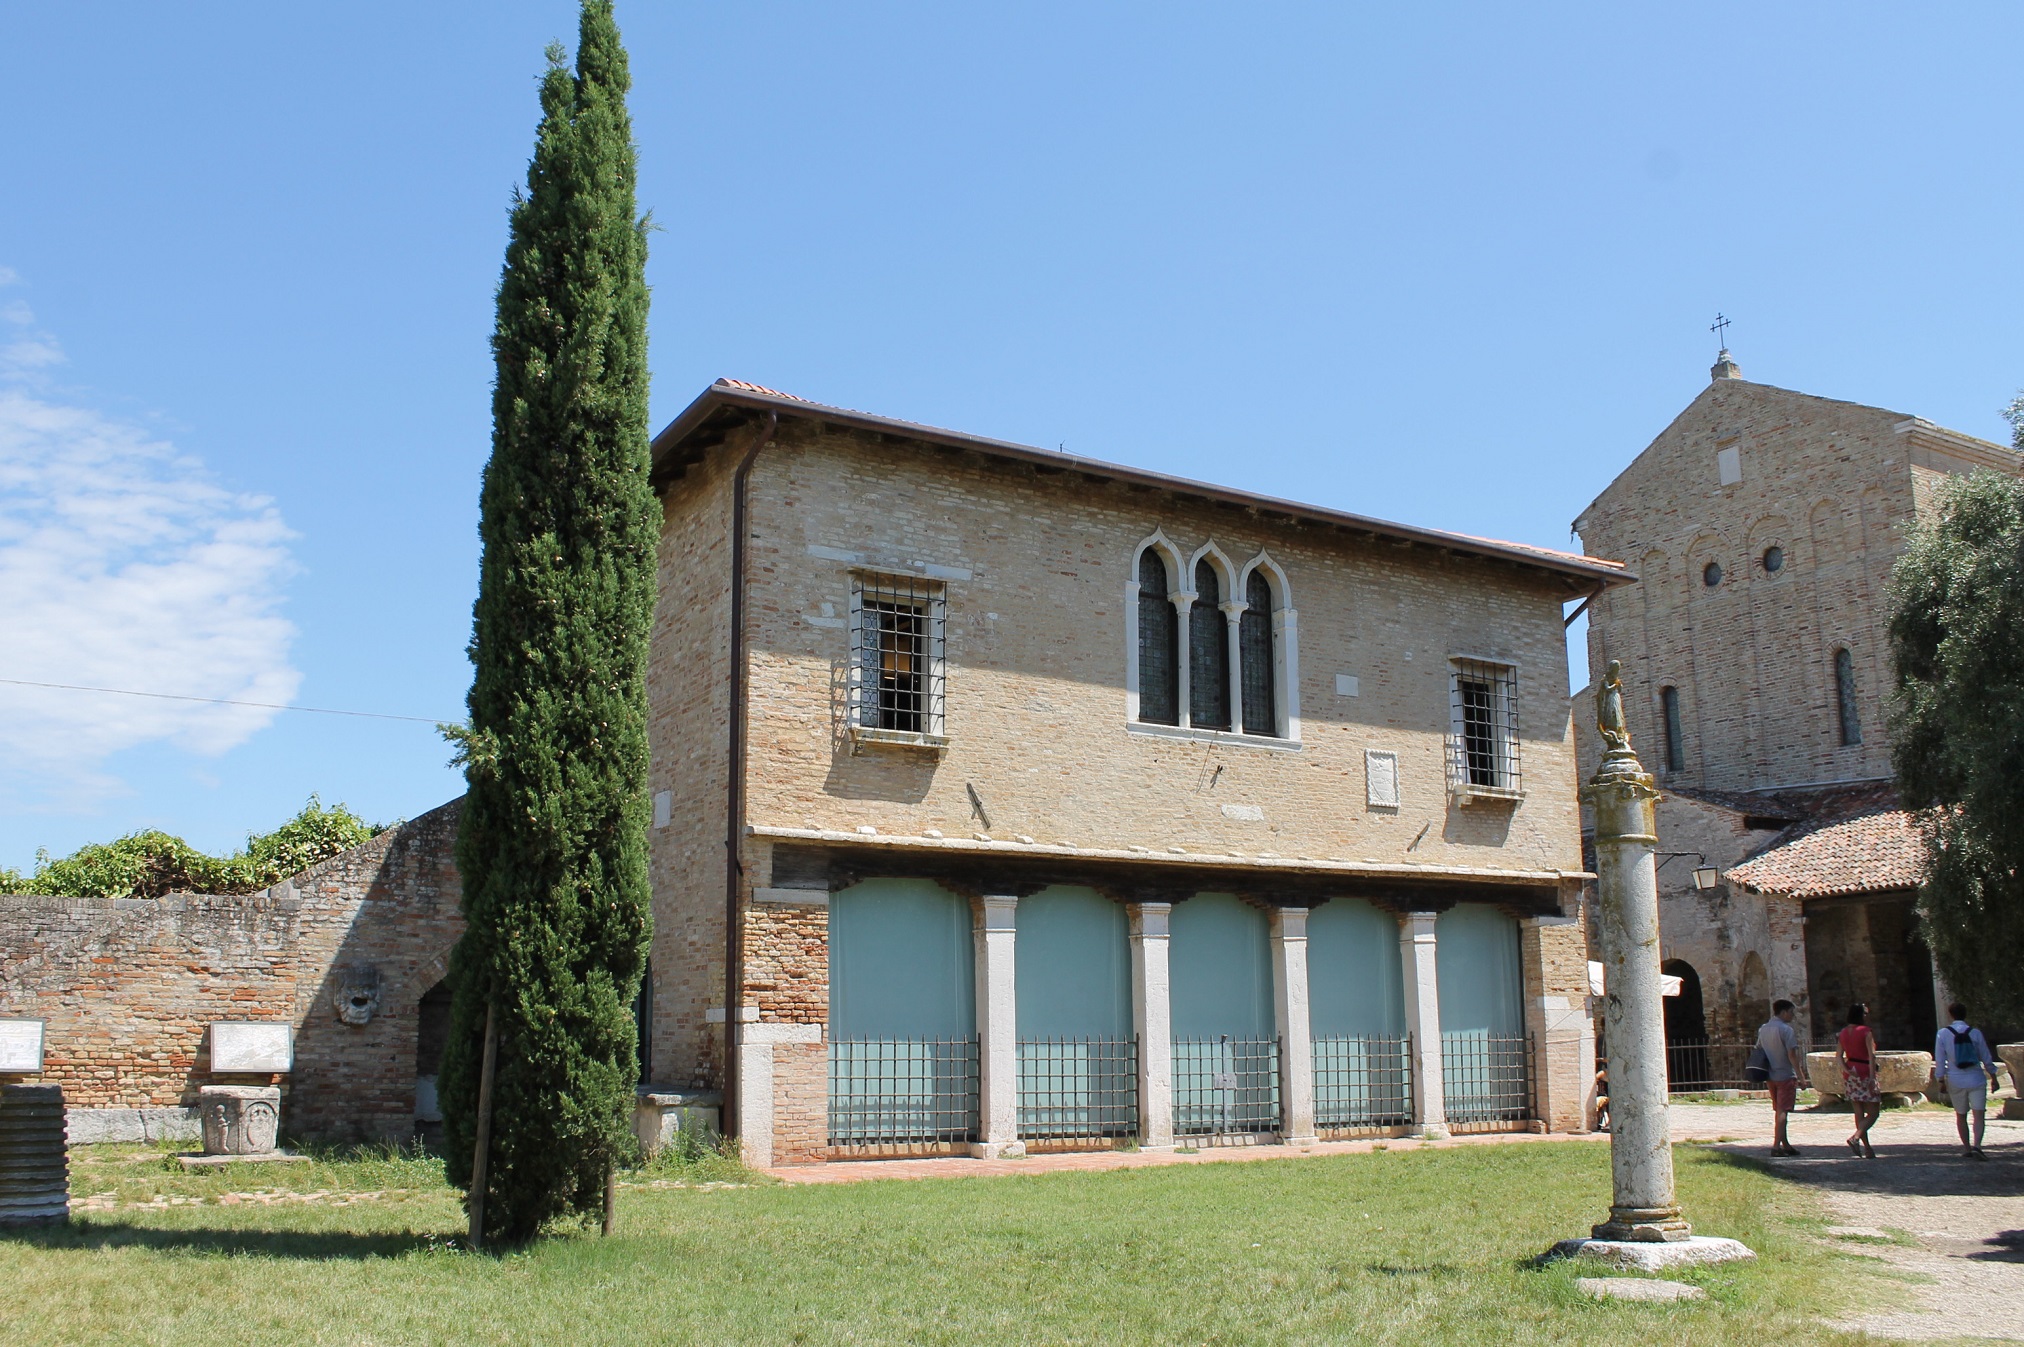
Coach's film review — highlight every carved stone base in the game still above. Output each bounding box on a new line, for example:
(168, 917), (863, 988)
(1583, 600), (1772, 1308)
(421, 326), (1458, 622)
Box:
(198, 1085), (281, 1156)
(1593, 1204), (1692, 1242)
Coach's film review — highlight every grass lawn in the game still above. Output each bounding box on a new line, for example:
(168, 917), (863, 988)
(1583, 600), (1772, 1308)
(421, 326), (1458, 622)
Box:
(1, 1139), (1906, 1345)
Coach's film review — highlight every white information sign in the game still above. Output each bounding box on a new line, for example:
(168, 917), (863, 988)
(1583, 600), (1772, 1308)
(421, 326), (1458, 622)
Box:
(210, 1022), (294, 1073)
(0, 1019), (45, 1073)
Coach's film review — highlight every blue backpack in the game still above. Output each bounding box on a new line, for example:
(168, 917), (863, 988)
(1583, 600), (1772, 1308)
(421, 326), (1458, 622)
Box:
(1952, 1026), (1983, 1070)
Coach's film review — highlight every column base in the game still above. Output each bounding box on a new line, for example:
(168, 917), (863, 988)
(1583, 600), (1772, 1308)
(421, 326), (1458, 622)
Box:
(1133, 1143), (1178, 1154)
(968, 1140), (1027, 1160)
(1281, 1134), (1320, 1147)
(1415, 1124), (1450, 1140)
(1592, 1206), (1692, 1242)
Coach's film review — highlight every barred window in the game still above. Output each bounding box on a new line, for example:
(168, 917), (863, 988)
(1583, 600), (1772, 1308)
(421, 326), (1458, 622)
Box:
(1239, 570), (1275, 736)
(1449, 658), (1521, 795)
(1189, 560), (1231, 731)
(850, 573), (946, 742)
(1137, 550), (1179, 725)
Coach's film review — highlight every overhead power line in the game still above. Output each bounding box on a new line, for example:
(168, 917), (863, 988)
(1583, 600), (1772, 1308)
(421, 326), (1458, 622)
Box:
(0, 677), (451, 725)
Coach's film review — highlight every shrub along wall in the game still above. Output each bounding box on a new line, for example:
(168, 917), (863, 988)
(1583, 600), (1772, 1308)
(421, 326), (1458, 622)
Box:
(0, 800), (464, 1144)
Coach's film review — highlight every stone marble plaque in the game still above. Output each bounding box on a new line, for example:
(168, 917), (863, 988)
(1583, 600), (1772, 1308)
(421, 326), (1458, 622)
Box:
(0, 1020), (44, 1073)
(209, 1022), (293, 1073)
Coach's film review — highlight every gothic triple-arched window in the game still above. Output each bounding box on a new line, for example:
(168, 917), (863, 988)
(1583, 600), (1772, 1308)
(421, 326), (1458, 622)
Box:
(1129, 536), (1297, 742)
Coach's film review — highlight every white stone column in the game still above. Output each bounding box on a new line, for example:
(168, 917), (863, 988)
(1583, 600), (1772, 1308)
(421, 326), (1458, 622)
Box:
(972, 894), (1024, 1159)
(1585, 687), (1690, 1241)
(1398, 911), (1448, 1139)
(1271, 906), (1318, 1144)
(1130, 901), (1175, 1151)
(1223, 602), (1247, 731)
(1171, 594), (1196, 727)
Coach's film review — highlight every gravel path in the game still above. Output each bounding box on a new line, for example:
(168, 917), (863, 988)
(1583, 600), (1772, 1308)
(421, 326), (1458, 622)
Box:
(1672, 1101), (2024, 1341)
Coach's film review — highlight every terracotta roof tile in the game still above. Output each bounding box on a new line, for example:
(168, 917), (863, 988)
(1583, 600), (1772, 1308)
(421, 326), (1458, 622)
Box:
(1724, 808), (1925, 900)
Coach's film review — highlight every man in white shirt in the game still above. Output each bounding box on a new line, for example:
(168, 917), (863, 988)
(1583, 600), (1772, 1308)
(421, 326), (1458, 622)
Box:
(1935, 1002), (2001, 1159)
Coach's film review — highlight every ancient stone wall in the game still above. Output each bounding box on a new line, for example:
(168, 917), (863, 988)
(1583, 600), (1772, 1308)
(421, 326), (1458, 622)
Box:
(0, 801), (463, 1143)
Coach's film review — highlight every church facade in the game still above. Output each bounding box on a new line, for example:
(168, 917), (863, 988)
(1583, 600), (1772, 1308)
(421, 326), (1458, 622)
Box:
(645, 379), (1618, 1164)
(1573, 352), (2023, 1061)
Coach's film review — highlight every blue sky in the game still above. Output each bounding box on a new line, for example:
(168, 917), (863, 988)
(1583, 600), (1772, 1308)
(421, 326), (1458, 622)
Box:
(2, 3), (2020, 870)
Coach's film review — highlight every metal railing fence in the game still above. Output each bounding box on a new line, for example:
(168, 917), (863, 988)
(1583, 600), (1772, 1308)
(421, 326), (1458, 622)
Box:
(1173, 1035), (1281, 1137)
(827, 1037), (980, 1149)
(1663, 1040), (1761, 1094)
(1016, 1037), (1139, 1141)
(1313, 1034), (1413, 1131)
(1440, 1031), (1534, 1125)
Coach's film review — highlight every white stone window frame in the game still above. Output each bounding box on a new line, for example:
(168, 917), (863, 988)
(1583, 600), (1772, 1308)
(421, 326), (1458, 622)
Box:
(1124, 532), (1301, 750)
(847, 568), (950, 752)
(1446, 654), (1522, 803)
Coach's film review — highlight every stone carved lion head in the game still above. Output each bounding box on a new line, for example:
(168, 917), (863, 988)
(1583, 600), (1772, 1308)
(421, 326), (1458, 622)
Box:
(331, 964), (383, 1026)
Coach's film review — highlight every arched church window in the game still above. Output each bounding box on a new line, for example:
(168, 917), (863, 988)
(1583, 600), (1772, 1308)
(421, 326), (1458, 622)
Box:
(1834, 648), (1862, 746)
(1240, 571), (1276, 736)
(1137, 550), (1179, 725)
(1190, 560), (1231, 730)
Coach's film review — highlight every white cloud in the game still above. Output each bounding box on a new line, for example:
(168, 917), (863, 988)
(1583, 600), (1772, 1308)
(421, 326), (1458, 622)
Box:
(0, 278), (300, 808)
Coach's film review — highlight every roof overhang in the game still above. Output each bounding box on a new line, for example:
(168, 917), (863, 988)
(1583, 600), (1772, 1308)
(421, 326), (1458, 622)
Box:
(653, 380), (1635, 591)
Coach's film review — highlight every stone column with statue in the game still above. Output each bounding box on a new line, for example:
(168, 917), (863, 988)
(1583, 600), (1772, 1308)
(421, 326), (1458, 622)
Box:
(1550, 662), (1753, 1270)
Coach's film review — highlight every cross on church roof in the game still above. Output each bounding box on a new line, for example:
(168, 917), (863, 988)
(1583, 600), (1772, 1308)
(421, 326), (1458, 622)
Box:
(1710, 312), (1731, 348)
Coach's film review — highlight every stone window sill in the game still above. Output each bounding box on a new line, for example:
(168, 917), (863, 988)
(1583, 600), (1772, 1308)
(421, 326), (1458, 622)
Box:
(1125, 722), (1301, 753)
(1451, 784), (1525, 806)
(848, 725), (950, 754)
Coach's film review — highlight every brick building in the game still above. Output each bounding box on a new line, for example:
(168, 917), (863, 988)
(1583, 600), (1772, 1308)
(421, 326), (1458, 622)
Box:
(1573, 351), (2024, 1060)
(645, 378), (1620, 1164)
(0, 802), (464, 1144)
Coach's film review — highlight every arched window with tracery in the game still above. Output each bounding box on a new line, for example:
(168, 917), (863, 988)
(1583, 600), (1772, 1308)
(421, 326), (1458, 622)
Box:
(1240, 570), (1275, 735)
(1190, 560), (1230, 730)
(1136, 550), (1179, 725)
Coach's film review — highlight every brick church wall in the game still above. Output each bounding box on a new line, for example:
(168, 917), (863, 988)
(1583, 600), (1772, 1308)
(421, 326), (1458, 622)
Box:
(0, 800), (464, 1143)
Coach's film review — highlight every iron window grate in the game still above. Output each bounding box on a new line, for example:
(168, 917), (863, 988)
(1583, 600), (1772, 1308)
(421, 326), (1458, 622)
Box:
(849, 573), (947, 740)
(1440, 1032), (1534, 1124)
(1173, 1035), (1281, 1137)
(1016, 1037), (1139, 1141)
(1313, 1034), (1413, 1130)
(827, 1037), (979, 1148)
(1447, 658), (1521, 795)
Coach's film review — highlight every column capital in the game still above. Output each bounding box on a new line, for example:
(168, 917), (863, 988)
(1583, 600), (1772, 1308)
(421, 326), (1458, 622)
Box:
(1269, 906), (1309, 940)
(976, 893), (1019, 930)
(1129, 902), (1172, 939)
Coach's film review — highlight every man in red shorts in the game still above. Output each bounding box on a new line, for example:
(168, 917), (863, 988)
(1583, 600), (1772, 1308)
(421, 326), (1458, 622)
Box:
(1757, 999), (1808, 1155)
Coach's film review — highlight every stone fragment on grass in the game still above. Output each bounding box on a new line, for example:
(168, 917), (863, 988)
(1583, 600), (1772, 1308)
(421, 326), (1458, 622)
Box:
(1576, 1277), (1706, 1303)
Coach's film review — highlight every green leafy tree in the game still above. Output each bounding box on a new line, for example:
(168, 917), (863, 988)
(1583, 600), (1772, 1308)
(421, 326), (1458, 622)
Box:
(437, 0), (655, 1245)
(2, 797), (378, 899)
(1889, 469), (2024, 1029)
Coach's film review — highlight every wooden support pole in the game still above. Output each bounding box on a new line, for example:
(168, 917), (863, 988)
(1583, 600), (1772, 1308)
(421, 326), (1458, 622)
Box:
(468, 1000), (498, 1250)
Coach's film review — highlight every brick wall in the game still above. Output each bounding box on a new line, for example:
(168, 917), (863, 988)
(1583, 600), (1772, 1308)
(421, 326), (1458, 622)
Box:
(0, 800), (464, 1143)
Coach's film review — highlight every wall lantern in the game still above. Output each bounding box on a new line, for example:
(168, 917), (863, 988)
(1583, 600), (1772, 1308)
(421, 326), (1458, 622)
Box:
(1691, 865), (1721, 891)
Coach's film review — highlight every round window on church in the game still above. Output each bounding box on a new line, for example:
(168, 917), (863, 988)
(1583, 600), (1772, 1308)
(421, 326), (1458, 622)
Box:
(1762, 545), (1785, 573)
(1702, 561), (1723, 587)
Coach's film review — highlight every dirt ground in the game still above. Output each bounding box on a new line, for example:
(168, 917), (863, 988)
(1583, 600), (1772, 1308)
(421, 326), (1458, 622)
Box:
(1671, 1100), (2024, 1342)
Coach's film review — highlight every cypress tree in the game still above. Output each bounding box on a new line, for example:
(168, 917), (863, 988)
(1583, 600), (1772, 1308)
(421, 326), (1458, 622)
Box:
(439, 0), (655, 1244)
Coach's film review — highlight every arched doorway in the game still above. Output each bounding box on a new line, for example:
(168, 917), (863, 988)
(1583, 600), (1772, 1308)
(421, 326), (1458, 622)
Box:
(1661, 959), (1708, 1090)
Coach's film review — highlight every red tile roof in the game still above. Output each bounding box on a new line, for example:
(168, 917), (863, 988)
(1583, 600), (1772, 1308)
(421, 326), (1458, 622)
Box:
(1724, 807), (1926, 899)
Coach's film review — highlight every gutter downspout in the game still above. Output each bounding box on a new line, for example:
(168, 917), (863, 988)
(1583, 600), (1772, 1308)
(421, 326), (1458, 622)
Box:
(722, 411), (777, 1142)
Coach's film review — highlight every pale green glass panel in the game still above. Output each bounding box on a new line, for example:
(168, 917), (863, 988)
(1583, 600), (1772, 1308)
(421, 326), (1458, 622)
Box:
(1307, 898), (1406, 1037)
(1435, 904), (1523, 1036)
(1014, 886), (1130, 1038)
(1168, 892), (1272, 1039)
(829, 877), (975, 1040)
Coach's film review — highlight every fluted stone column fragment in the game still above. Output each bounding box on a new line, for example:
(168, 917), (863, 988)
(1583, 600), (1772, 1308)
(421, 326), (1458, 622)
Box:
(1584, 660), (1689, 1242)
(0, 1084), (69, 1225)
